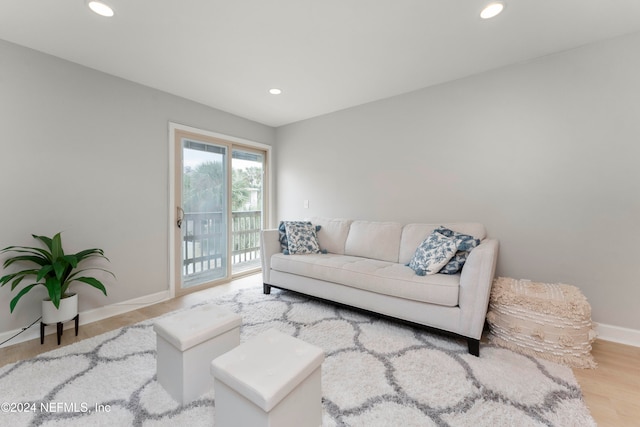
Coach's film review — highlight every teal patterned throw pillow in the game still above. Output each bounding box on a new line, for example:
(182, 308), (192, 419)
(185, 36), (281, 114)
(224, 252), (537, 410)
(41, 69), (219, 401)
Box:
(283, 221), (323, 255)
(408, 231), (459, 276)
(435, 226), (481, 274)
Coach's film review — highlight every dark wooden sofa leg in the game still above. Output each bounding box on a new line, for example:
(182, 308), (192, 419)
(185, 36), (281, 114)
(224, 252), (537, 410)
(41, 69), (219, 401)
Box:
(263, 283), (271, 294)
(467, 338), (480, 357)
(57, 322), (63, 345)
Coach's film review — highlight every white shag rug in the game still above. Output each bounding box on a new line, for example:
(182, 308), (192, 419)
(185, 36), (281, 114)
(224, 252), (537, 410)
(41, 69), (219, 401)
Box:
(1, 285), (596, 426)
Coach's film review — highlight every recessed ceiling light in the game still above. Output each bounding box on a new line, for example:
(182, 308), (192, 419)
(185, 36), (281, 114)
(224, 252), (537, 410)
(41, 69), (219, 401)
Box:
(87, 1), (115, 17)
(480, 2), (504, 19)
(269, 88), (282, 95)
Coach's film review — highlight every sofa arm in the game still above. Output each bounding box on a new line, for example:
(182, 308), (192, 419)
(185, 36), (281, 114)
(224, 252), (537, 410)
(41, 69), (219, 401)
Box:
(260, 229), (281, 284)
(458, 239), (499, 339)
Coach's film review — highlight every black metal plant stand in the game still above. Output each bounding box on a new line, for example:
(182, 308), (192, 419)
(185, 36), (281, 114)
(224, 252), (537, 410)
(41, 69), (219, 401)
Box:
(40, 314), (79, 345)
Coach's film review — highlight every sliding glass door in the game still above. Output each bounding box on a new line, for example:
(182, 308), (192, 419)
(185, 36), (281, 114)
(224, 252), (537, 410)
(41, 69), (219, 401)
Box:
(173, 128), (267, 295)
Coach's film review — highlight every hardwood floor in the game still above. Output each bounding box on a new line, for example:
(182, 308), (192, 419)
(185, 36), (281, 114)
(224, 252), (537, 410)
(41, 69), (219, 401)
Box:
(573, 339), (640, 427)
(1, 273), (638, 426)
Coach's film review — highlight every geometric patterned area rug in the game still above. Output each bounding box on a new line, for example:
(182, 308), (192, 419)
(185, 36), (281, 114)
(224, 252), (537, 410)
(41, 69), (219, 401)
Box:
(0, 284), (596, 426)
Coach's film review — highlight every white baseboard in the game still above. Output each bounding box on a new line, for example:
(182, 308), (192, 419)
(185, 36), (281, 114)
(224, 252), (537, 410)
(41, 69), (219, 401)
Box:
(594, 322), (640, 348)
(0, 290), (172, 349)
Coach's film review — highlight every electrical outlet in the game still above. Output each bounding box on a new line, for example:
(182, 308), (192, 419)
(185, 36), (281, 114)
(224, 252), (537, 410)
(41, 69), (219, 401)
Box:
(304, 200), (309, 209)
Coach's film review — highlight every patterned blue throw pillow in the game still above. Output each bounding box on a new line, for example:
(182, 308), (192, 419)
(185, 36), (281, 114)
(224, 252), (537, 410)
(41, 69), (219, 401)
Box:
(284, 222), (322, 255)
(408, 231), (459, 276)
(278, 221), (324, 255)
(435, 226), (481, 274)
(278, 221), (292, 253)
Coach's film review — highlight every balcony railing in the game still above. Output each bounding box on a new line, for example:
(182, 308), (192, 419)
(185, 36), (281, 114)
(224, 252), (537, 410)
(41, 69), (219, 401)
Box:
(182, 210), (262, 279)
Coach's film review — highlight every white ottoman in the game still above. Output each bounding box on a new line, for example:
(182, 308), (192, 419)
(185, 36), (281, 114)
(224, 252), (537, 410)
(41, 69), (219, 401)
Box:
(210, 328), (325, 427)
(153, 303), (242, 404)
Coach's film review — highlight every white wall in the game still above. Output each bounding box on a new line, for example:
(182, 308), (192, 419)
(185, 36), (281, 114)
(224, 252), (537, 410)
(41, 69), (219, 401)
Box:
(0, 40), (275, 336)
(276, 31), (640, 331)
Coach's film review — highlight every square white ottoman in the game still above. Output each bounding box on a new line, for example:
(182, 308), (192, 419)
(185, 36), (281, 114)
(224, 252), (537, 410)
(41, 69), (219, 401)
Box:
(153, 303), (242, 404)
(210, 328), (325, 427)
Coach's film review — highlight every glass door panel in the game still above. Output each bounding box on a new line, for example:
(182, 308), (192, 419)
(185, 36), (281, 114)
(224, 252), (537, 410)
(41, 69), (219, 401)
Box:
(180, 138), (228, 288)
(231, 149), (264, 275)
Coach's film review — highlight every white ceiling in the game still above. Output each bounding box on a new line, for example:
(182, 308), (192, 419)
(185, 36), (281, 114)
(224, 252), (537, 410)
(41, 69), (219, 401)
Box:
(2, 1), (640, 127)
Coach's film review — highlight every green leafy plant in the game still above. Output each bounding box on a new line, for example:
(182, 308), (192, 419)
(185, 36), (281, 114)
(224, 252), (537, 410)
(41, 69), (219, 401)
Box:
(0, 233), (113, 313)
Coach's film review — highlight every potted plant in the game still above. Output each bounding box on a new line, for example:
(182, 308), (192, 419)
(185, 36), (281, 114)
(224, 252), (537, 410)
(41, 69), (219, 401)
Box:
(0, 232), (113, 324)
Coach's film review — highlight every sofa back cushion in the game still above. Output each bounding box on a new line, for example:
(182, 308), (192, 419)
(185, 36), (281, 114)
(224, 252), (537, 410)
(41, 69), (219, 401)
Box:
(344, 221), (403, 262)
(398, 223), (487, 265)
(309, 217), (352, 255)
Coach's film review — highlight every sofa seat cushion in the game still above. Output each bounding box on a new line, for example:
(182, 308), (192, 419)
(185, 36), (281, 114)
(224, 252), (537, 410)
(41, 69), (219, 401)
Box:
(270, 253), (460, 307)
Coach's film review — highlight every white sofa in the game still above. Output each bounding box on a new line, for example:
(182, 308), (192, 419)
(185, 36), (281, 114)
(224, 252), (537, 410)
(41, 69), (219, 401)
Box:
(260, 218), (499, 356)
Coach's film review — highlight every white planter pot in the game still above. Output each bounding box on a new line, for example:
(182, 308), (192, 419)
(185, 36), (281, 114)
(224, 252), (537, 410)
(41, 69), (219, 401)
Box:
(42, 293), (78, 324)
